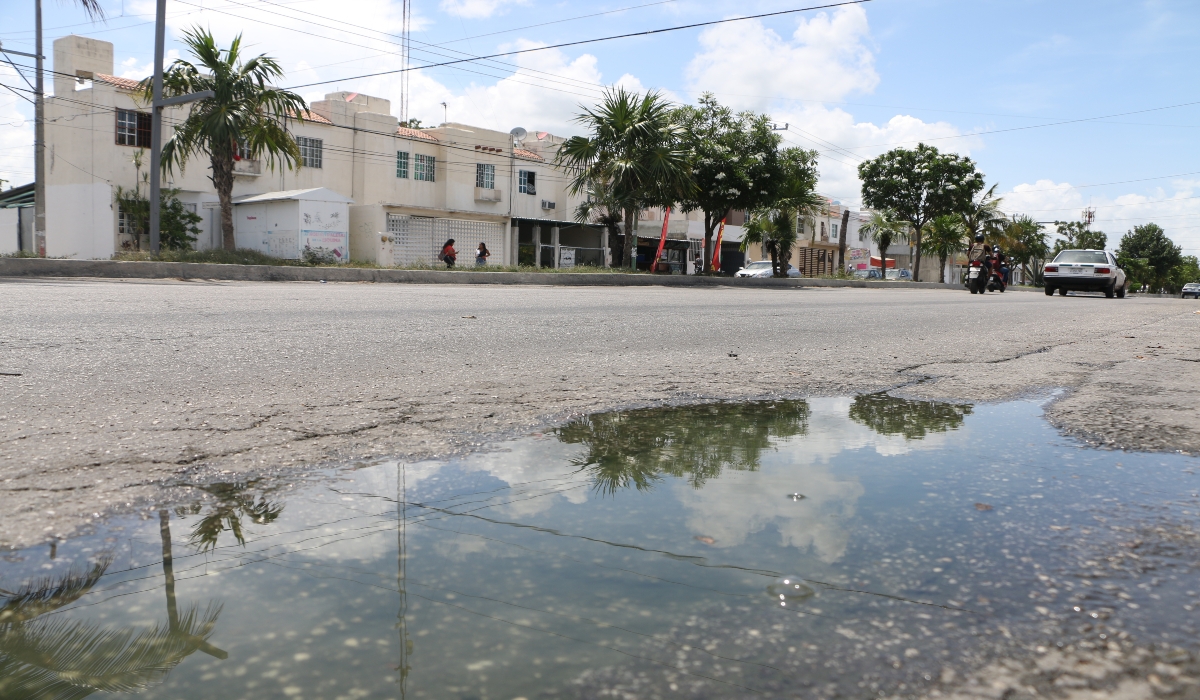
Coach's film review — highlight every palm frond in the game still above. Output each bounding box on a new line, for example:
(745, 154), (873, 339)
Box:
(0, 555), (112, 625)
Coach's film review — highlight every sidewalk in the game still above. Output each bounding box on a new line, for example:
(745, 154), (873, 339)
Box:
(0, 257), (964, 289)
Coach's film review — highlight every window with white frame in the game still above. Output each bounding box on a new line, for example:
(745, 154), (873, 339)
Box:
(518, 170), (536, 195)
(116, 109), (151, 147)
(476, 163), (495, 189)
(414, 154), (436, 182)
(832, 223), (839, 240)
(296, 136), (323, 168)
(396, 151), (409, 178)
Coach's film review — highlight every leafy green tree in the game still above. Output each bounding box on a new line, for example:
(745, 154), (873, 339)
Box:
(860, 209), (907, 277)
(741, 147), (823, 277)
(961, 183), (1007, 244)
(849, 393), (973, 439)
(556, 87), (693, 268)
(1051, 221), (1107, 258)
(920, 214), (968, 283)
(1002, 214), (1049, 284)
(857, 144), (985, 281)
(144, 28), (309, 251)
(556, 401), (810, 493)
(673, 93), (784, 272)
(1115, 223), (1183, 293)
(114, 186), (201, 251)
(1169, 255), (1200, 293)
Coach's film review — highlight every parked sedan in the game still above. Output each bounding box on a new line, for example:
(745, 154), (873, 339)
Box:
(1183, 283), (1200, 299)
(885, 269), (913, 281)
(734, 261), (802, 278)
(1043, 250), (1127, 298)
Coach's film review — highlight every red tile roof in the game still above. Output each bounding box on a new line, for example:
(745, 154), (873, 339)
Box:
(514, 148), (544, 162)
(291, 109), (332, 125)
(95, 73), (142, 91)
(398, 126), (439, 142)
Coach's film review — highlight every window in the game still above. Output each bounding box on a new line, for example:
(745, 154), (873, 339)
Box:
(396, 151), (409, 178)
(116, 109), (151, 147)
(476, 163), (495, 189)
(236, 139), (252, 161)
(414, 154), (435, 182)
(297, 136), (323, 168)
(117, 206), (140, 236)
(518, 170), (536, 195)
(832, 223), (839, 240)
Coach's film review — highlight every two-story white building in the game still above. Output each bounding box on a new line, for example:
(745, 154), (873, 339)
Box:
(42, 34), (599, 266)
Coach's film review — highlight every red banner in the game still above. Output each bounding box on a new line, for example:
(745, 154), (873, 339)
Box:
(651, 208), (671, 272)
(710, 218), (726, 272)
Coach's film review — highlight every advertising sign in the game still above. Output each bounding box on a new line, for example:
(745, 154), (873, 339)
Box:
(300, 206), (348, 263)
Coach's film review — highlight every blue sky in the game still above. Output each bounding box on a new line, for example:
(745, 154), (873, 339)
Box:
(3, 0), (1198, 253)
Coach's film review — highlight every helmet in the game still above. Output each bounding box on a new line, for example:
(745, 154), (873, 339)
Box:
(974, 233), (984, 243)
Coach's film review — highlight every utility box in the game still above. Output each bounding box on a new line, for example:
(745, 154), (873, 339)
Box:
(233, 188), (353, 263)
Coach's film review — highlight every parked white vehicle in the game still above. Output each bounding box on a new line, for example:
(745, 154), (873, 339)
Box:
(735, 261), (802, 278)
(1182, 283), (1200, 299)
(1043, 250), (1127, 298)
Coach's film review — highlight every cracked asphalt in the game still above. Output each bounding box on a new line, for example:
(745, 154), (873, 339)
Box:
(2, 277), (1199, 549)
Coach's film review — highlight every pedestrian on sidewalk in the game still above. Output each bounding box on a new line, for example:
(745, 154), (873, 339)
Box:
(476, 242), (491, 267)
(441, 239), (457, 268)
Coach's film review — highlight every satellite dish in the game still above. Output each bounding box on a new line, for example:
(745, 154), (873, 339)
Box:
(509, 127), (527, 143)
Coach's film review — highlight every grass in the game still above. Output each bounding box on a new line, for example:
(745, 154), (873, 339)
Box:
(2, 250), (43, 258)
(110, 249), (649, 273)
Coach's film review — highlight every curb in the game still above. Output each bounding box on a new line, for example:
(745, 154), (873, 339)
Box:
(0, 258), (967, 290)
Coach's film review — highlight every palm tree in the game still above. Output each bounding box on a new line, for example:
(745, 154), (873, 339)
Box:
(860, 210), (907, 278)
(142, 28), (309, 251)
(961, 184), (1006, 244)
(921, 214), (969, 283)
(186, 481), (284, 553)
(741, 210), (794, 278)
(571, 175), (624, 267)
(555, 87), (692, 268)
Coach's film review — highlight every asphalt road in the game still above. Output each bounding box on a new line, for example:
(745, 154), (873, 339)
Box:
(3, 278), (1199, 549)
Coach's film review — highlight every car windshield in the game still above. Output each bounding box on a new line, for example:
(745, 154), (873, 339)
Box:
(1054, 251), (1108, 264)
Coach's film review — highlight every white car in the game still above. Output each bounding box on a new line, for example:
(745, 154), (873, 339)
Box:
(1043, 250), (1127, 298)
(1182, 283), (1200, 299)
(735, 261), (802, 278)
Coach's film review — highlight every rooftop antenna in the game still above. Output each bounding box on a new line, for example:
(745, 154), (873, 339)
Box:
(770, 123), (788, 131)
(1081, 206), (1095, 228)
(399, 0), (411, 123)
(509, 127), (527, 146)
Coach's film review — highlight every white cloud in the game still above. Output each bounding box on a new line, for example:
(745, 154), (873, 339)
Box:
(1003, 179), (1200, 255)
(685, 6), (878, 112)
(440, 0), (528, 19)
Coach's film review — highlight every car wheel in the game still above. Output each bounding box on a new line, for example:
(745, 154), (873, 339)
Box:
(1105, 284), (1115, 299)
(1058, 287), (1068, 296)
(1044, 285), (1055, 296)
(1117, 284), (1126, 299)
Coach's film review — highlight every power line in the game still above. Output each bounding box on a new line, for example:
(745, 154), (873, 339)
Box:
(285, 0), (873, 90)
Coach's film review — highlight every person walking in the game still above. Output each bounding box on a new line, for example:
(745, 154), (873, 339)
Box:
(475, 242), (491, 267)
(441, 239), (457, 268)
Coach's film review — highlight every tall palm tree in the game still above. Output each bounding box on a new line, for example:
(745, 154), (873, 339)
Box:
(860, 209), (907, 278)
(555, 87), (692, 268)
(921, 214), (969, 283)
(741, 210), (793, 278)
(142, 28), (309, 251)
(571, 175), (624, 267)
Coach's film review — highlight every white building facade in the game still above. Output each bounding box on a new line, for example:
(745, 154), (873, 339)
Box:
(42, 34), (594, 265)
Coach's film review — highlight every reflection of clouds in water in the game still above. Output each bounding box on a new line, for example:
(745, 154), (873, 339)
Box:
(454, 438), (590, 517)
(675, 399), (962, 563)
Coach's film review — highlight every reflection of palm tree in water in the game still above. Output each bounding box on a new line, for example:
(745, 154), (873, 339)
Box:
(557, 401), (810, 494)
(848, 393), (973, 439)
(181, 480), (285, 553)
(0, 511), (225, 697)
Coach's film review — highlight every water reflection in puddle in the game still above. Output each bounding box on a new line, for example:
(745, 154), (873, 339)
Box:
(2, 396), (1199, 699)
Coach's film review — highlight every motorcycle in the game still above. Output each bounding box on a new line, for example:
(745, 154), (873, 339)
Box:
(966, 250), (989, 294)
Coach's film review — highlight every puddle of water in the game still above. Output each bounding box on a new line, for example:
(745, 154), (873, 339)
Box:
(2, 396), (1199, 699)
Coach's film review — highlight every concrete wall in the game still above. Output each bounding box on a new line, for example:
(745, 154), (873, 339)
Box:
(0, 208), (18, 254)
(45, 183), (112, 259)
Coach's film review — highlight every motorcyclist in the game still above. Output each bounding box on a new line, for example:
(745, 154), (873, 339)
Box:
(993, 246), (1010, 286)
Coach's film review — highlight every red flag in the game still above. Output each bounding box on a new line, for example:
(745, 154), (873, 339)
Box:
(710, 218), (726, 272)
(651, 208), (671, 272)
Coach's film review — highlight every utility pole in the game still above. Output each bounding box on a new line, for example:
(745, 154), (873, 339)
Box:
(147, 0), (212, 254)
(34, 0), (45, 256)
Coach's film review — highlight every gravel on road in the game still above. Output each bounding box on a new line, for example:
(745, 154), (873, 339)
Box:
(2, 278), (1199, 549)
